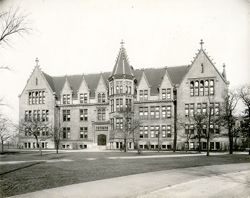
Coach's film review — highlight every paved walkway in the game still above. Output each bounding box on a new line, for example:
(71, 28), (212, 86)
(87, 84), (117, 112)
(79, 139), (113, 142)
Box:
(10, 163), (250, 198)
(0, 159), (73, 165)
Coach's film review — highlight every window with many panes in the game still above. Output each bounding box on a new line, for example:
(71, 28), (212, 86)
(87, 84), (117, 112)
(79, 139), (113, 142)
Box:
(116, 98), (123, 111)
(98, 93), (106, 103)
(162, 89), (166, 100)
(62, 127), (70, 139)
(97, 108), (105, 121)
(190, 79), (215, 97)
(139, 90), (148, 101)
(167, 125), (171, 137)
(167, 88), (171, 99)
(166, 106), (171, 118)
(80, 127), (88, 139)
(162, 125), (166, 138)
(28, 91), (45, 105)
(116, 118), (123, 129)
(62, 94), (70, 104)
(63, 110), (70, 121)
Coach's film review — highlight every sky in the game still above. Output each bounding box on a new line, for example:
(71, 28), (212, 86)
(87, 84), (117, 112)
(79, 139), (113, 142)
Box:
(0, 0), (249, 123)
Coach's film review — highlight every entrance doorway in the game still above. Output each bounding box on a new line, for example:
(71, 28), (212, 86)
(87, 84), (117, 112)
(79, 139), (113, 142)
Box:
(97, 134), (106, 145)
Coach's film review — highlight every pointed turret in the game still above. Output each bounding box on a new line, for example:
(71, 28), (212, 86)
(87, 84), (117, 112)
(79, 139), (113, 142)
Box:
(110, 40), (134, 79)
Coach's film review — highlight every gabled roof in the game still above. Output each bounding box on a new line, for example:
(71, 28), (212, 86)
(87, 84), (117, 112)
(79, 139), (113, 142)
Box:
(42, 65), (189, 98)
(110, 43), (134, 78)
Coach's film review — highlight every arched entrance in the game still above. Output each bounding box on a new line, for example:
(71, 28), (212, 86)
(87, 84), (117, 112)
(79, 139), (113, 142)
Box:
(97, 134), (106, 145)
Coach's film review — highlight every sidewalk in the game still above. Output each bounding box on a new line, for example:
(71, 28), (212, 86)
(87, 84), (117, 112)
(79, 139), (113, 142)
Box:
(9, 162), (250, 198)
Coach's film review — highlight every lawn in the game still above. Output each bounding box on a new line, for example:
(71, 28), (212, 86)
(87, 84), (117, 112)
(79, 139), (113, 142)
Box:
(0, 151), (250, 197)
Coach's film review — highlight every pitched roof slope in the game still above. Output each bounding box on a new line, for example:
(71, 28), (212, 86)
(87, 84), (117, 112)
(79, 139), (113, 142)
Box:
(42, 65), (189, 98)
(111, 46), (134, 77)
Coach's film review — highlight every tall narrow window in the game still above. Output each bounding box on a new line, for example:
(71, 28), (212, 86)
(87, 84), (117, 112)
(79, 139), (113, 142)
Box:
(144, 90), (148, 100)
(139, 90), (143, 101)
(162, 125), (166, 138)
(201, 63), (204, 73)
(155, 106), (160, 119)
(194, 81), (199, 96)
(197, 103), (201, 114)
(167, 88), (171, 99)
(167, 125), (171, 137)
(162, 106), (166, 118)
(200, 80), (204, 96)
(204, 80), (209, 96)
(150, 106), (155, 119)
(162, 89), (166, 100)
(185, 104), (189, 117)
(210, 80), (214, 95)
(190, 104), (194, 116)
(202, 103), (207, 114)
(166, 106), (171, 118)
(190, 81), (194, 96)
(36, 78), (38, 85)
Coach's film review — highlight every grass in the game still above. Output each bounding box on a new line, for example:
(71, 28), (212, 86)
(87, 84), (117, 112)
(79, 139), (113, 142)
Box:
(0, 151), (250, 197)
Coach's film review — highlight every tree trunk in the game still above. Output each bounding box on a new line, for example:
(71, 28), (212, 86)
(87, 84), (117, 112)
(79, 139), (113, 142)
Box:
(1, 139), (4, 153)
(198, 131), (201, 153)
(157, 135), (160, 152)
(124, 138), (127, 152)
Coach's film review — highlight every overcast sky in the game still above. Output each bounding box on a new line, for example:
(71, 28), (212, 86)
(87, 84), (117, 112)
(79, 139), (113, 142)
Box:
(0, 0), (249, 122)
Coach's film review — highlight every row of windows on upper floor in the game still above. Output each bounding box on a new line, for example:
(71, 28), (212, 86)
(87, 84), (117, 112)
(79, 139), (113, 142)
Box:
(62, 108), (106, 122)
(185, 102), (220, 117)
(139, 125), (172, 139)
(24, 110), (49, 122)
(61, 127), (88, 139)
(139, 106), (172, 119)
(190, 79), (215, 97)
(185, 123), (220, 134)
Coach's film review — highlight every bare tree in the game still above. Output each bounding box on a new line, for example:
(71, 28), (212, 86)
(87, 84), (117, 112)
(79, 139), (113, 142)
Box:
(53, 126), (62, 154)
(112, 105), (140, 152)
(238, 84), (250, 154)
(19, 119), (52, 156)
(220, 89), (239, 154)
(0, 115), (12, 152)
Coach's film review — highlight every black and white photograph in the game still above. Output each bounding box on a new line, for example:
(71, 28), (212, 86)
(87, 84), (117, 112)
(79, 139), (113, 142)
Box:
(0, 0), (249, 197)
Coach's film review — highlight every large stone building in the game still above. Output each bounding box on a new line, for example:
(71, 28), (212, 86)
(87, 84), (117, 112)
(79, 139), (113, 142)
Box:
(19, 40), (229, 150)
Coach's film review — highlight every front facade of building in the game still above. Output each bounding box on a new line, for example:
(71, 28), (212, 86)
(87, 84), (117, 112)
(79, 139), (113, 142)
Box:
(19, 40), (229, 150)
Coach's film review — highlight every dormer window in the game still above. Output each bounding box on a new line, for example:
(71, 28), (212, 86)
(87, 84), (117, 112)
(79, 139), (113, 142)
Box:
(62, 94), (70, 104)
(79, 93), (88, 104)
(139, 90), (148, 101)
(97, 92), (106, 103)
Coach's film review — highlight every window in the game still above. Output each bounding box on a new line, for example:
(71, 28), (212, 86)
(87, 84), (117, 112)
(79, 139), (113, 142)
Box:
(167, 125), (171, 137)
(210, 80), (214, 95)
(80, 93), (88, 104)
(28, 91), (45, 105)
(162, 106), (166, 118)
(63, 110), (70, 122)
(140, 126), (144, 138)
(80, 94), (84, 104)
(155, 126), (160, 138)
(150, 126), (155, 138)
(215, 124), (220, 134)
(116, 98), (123, 111)
(210, 124), (214, 133)
(210, 142), (214, 150)
(204, 80), (209, 96)
(125, 99), (132, 109)
(162, 125), (166, 138)
(150, 106), (155, 119)
(42, 110), (46, 122)
(139, 107), (144, 118)
(62, 127), (70, 139)
(216, 142), (220, 150)
(45, 110), (49, 121)
(167, 88), (171, 99)
(155, 106), (160, 119)
(200, 80), (204, 96)
(190, 104), (194, 116)
(197, 103), (201, 114)
(162, 89), (166, 100)
(63, 94), (70, 104)
(97, 108), (105, 121)
(25, 111), (28, 121)
(111, 118), (114, 130)
(116, 118), (123, 129)
(185, 124), (194, 135)
(215, 103), (220, 115)
(139, 90), (143, 101)
(201, 63), (204, 73)
(195, 81), (199, 96)
(202, 103), (207, 114)
(83, 109), (88, 121)
(36, 78), (38, 85)
(111, 99), (114, 112)
(166, 106), (171, 118)
(28, 110), (32, 121)
(203, 125), (207, 134)
(139, 90), (148, 101)
(144, 90), (148, 100)
(210, 103), (214, 115)
(144, 126), (148, 138)
(97, 93), (106, 103)
(33, 110), (37, 121)
(190, 81), (194, 96)
(185, 104), (189, 117)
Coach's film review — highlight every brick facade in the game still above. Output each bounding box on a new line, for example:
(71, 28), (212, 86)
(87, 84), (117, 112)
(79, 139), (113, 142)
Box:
(19, 41), (229, 150)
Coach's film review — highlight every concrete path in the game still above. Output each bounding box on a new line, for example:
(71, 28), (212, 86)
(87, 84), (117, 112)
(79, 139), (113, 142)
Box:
(0, 159), (73, 165)
(9, 163), (250, 198)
